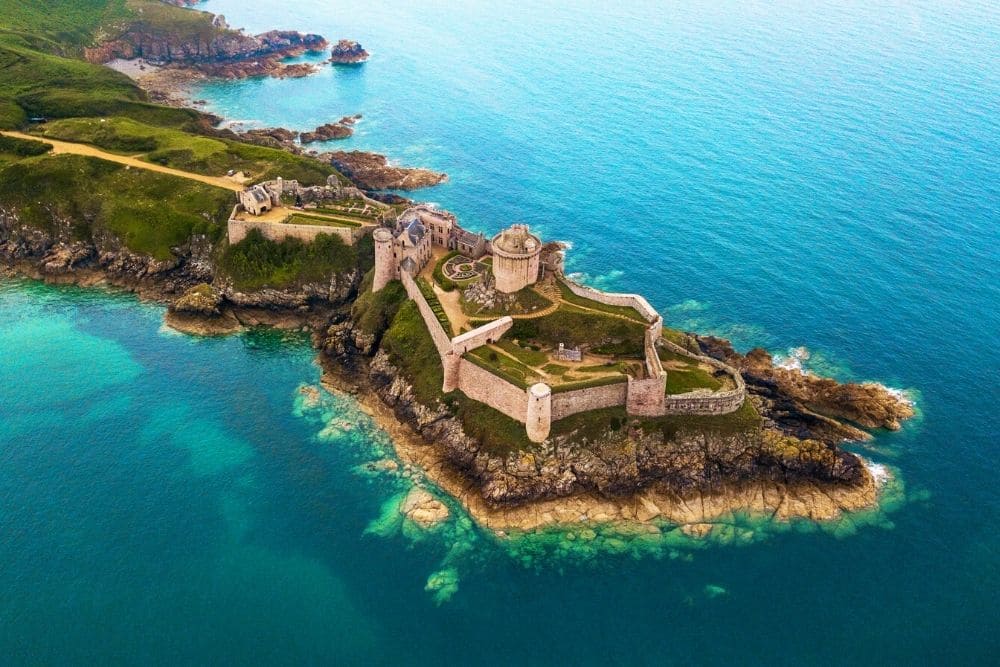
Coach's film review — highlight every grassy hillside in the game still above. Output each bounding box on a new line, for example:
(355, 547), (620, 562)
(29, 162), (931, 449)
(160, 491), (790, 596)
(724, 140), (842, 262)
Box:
(0, 0), (220, 54)
(0, 153), (233, 259)
(0, 39), (199, 129)
(33, 117), (340, 184)
(0, 0), (132, 52)
(0, 0), (357, 284)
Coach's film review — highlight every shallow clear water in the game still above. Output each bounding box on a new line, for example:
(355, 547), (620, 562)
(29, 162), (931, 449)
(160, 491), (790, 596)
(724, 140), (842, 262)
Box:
(2, 0), (999, 663)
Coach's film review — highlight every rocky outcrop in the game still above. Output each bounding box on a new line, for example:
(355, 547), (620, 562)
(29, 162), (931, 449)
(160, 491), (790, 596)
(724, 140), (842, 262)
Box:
(328, 40), (369, 64)
(696, 337), (914, 434)
(324, 151), (447, 190)
(300, 121), (354, 144)
(0, 206), (362, 332)
(84, 7), (329, 80)
(400, 487), (450, 528)
(360, 350), (873, 511)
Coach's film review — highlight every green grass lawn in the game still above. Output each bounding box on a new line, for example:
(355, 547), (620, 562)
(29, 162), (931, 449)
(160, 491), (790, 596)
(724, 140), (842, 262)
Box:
(461, 285), (552, 317)
(466, 347), (534, 389)
(508, 303), (646, 357)
(311, 203), (381, 221)
(665, 367), (723, 394)
(285, 213), (361, 228)
(495, 338), (549, 366)
(556, 279), (649, 323)
(0, 152), (232, 259)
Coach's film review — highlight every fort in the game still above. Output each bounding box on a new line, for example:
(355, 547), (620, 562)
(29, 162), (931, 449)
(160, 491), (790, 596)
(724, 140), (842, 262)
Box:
(368, 201), (747, 442)
(227, 178), (746, 441)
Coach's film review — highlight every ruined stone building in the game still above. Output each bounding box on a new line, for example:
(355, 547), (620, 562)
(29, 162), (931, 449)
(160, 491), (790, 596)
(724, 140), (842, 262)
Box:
(238, 183), (280, 216)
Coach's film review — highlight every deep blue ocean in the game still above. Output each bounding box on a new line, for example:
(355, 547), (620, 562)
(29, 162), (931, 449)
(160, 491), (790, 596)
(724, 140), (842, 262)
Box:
(2, 0), (999, 663)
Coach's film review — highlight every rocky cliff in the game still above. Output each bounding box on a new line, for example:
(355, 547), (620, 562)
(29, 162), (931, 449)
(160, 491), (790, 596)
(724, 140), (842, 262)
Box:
(0, 206), (361, 327)
(84, 8), (328, 78)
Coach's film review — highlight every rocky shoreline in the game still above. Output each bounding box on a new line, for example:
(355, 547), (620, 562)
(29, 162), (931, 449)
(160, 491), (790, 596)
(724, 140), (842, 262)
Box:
(319, 353), (888, 534)
(323, 151), (448, 190)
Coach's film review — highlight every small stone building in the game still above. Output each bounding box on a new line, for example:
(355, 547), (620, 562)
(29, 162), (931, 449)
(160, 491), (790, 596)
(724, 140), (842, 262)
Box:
(238, 184), (280, 216)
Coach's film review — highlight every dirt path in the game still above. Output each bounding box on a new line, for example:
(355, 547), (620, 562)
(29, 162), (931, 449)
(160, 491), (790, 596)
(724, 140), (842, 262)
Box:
(1, 131), (244, 192)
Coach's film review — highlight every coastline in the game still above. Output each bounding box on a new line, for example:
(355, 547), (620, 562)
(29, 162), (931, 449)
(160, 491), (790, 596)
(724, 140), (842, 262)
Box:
(319, 356), (887, 535)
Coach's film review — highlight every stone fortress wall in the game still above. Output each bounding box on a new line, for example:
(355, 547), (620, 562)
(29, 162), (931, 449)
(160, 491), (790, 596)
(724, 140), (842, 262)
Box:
(562, 278), (661, 326)
(228, 176), (384, 247)
(550, 382), (628, 421)
(227, 216), (367, 246)
(398, 261), (748, 442)
(376, 209), (747, 442)
(400, 270), (452, 355)
(660, 339), (747, 415)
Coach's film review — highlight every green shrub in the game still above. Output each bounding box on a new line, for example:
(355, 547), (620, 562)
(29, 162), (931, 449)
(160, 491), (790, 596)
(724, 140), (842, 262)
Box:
(220, 228), (358, 290)
(0, 134), (51, 156)
(382, 300), (444, 406)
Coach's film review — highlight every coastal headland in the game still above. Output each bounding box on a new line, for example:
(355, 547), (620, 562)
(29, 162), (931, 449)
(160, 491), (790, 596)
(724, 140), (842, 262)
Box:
(0, 0), (914, 538)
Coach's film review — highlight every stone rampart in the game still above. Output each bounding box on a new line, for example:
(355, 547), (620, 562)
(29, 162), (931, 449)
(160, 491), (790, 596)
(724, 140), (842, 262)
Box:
(400, 270), (453, 356)
(455, 359), (528, 422)
(562, 278), (660, 324)
(227, 217), (366, 246)
(658, 339), (747, 416)
(551, 382), (628, 421)
(451, 317), (513, 354)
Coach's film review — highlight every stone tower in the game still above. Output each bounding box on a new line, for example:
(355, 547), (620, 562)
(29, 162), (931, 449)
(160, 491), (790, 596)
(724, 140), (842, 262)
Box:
(372, 228), (397, 292)
(525, 382), (552, 443)
(491, 224), (542, 294)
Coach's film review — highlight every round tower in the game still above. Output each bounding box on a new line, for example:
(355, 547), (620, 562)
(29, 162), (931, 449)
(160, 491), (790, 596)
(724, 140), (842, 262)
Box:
(372, 228), (396, 292)
(491, 224), (542, 293)
(525, 382), (552, 443)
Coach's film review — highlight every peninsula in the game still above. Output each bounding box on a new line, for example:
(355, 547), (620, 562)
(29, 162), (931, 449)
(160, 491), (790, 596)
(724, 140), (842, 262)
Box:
(0, 0), (913, 537)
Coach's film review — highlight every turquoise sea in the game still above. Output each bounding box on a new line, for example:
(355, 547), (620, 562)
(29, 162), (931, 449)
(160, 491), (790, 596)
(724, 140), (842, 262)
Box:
(2, 0), (999, 663)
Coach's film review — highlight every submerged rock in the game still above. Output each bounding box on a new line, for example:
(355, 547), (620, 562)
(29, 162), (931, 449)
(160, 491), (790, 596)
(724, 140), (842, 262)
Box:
(401, 487), (450, 528)
(424, 568), (459, 604)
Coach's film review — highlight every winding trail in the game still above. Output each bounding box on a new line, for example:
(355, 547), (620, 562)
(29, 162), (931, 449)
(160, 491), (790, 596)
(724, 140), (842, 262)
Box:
(0, 131), (243, 192)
